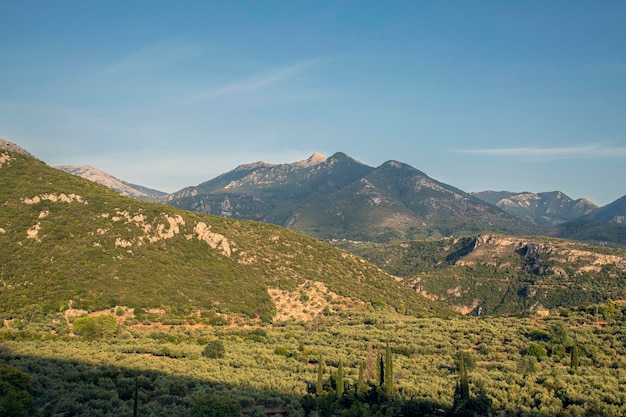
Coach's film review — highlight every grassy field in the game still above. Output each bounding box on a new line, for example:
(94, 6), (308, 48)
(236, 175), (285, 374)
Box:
(1, 303), (625, 416)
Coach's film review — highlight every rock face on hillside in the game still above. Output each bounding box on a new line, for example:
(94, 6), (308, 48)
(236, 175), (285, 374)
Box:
(0, 138), (34, 158)
(165, 153), (537, 242)
(57, 165), (166, 201)
(472, 190), (598, 225)
(455, 234), (626, 276)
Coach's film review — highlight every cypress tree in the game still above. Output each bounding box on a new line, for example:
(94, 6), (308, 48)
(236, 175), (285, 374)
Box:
(378, 352), (385, 388)
(365, 344), (376, 380)
(459, 356), (470, 401)
(316, 355), (324, 396)
(356, 360), (367, 397)
(133, 375), (139, 417)
(384, 343), (394, 395)
(336, 360), (344, 398)
(570, 343), (579, 373)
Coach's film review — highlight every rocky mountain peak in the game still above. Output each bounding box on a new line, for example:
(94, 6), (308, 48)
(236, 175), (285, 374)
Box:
(0, 138), (34, 158)
(379, 160), (427, 176)
(291, 152), (327, 167)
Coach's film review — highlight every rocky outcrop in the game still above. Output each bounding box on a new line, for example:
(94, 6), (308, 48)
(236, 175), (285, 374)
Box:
(0, 139), (34, 157)
(454, 234), (626, 276)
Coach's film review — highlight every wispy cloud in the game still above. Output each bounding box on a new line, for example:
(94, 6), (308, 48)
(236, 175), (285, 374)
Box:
(457, 143), (626, 160)
(94, 40), (204, 77)
(174, 58), (322, 107)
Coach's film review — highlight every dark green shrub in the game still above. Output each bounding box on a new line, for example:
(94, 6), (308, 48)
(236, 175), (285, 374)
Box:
(191, 393), (242, 417)
(391, 346), (413, 357)
(527, 329), (550, 342)
(0, 363), (33, 417)
(525, 343), (547, 358)
(72, 315), (118, 340)
(202, 340), (225, 359)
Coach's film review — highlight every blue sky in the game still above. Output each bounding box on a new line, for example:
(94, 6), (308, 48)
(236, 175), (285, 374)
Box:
(1, 1), (625, 205)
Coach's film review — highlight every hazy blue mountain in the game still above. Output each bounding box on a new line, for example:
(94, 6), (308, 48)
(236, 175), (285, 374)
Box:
(472, 190), (598, 225)
(165, 153), (537, 242)
(586, 195), (626, 225)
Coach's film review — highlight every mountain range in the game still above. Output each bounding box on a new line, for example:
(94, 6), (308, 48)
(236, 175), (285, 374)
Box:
(164, 152), (537, 242)
(44, 148), (626, 246)
(585, 194), (626, 225)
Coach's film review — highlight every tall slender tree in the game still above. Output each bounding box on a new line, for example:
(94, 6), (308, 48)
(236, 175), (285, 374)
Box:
(316, 355), (324, 396)
(365, 344), (376, 379)
(459, 356), (470, 402)
(356, 360), (367, 397)
(384, 343), (394, 395)
(570, 343), (579, 373)
(378, 352), (385, 388)
(336, 360), (344, 398)
(133, 375), (139, 417)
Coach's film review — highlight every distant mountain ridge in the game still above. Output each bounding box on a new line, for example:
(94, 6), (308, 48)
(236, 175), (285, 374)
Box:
(472, 190), (598, 225)
(56, 165), (166, 201)
(164, 152), (538, 242)
(585, 195), (626, 225)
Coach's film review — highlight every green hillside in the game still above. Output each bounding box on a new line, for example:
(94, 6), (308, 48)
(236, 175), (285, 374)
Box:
(552, 219), (626, 247)
(0, 150), (448, 321)
(342, 234), (626, 315)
